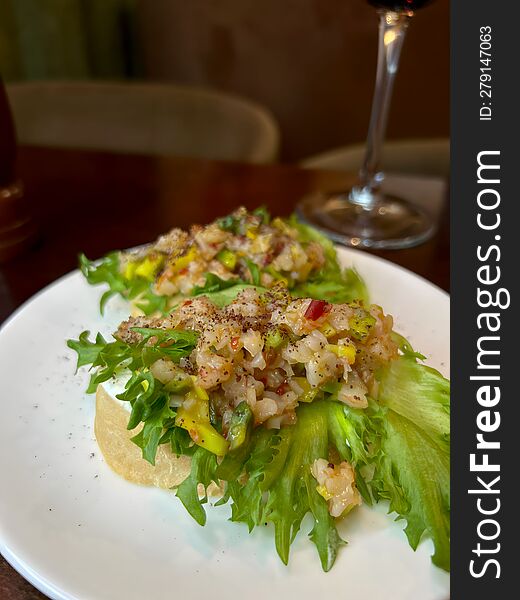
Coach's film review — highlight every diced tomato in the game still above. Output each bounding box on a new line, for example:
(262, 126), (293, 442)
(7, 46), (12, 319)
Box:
(276, 382), (289, 395)
(230, 336), (240, 351)
(274, 241), (285, 254)
(262, 252), (273, 266)
(304, 299), (330, 321)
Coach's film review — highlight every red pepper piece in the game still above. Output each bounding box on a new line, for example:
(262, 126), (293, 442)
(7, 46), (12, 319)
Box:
(304, 299), (330, 321)
(276, 381), (289, 395)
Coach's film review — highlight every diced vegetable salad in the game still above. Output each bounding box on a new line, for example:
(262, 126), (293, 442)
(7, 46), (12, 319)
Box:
(79, 207), (367, 315)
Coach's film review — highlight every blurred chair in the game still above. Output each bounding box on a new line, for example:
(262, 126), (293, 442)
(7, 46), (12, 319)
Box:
(6, 81), (280, 163)
(301, 138), (450, 177)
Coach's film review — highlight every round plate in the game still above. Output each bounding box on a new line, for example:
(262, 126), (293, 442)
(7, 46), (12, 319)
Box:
(0, 248), (449, 600)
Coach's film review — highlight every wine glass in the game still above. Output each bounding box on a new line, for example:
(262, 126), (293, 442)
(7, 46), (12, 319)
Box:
(297, 0), (436, 249)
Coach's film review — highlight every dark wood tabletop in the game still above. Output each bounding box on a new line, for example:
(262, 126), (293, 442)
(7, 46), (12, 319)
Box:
(0, 145), (449, 599)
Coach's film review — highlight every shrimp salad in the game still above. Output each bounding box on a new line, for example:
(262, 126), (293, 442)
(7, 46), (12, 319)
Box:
(69, 211), (450, 572)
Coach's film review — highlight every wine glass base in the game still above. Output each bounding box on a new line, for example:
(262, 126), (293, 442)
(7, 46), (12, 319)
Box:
(296, 190), (436, 250)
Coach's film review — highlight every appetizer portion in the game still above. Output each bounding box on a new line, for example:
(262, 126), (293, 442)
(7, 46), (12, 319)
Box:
(79, 207), (367, 314)
(68, 288), (450, 572)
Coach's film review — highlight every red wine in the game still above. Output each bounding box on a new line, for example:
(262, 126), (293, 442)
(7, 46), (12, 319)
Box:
(368, 0), (433, 11)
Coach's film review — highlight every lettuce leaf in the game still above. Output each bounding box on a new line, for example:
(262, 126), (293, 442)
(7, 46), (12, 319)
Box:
(226, 428), (290, 531)
(265, 401), (345, 571)
(379, 412), (450, 570)
(326, 399), (384, 505)
(67, 327), (197, 394)
(372, 355), (450, 571)
(378, 356), (450, 449)
(292, 268), (368, 304)
(214, 401), (348, 571)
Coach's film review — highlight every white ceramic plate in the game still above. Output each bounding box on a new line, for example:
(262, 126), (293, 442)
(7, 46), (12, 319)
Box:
(0, 248), (449, 600)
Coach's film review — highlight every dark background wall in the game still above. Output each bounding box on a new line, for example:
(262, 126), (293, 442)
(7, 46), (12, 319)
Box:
(1, 0), (449, 162)
(137, 0), (449, 161)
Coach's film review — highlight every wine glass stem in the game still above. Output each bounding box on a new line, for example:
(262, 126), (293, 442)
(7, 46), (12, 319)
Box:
(351, 10), (411, 208)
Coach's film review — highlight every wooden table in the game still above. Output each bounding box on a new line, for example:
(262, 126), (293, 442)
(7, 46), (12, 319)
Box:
(0, 146), (449, 598)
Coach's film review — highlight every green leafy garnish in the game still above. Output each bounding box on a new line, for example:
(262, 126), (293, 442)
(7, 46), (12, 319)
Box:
(372, 355), (450, 571)
(80, 253), (167, 315)
(212, 401), (372, 571)
(67, 331), (108, 370)
(67, 328), (199, 463)
(391, 331), (427, 360)
(326, 399), (384, 505)
(176, 446), (219, 525)
(292, 268), (367, 305)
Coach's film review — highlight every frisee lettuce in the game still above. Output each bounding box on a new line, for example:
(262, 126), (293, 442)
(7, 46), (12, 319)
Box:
(265, 401), (345, 571)
(170, 402), (348, 571)
(326, 399), (384, 505)
(371, 354), (450, 571)
(67, 328), (198, 464)
(80, 252), (167, 315)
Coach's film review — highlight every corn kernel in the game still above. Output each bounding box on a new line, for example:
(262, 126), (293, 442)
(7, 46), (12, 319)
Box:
(171, 247), (198, 274)
(246, 226), (258, 239)
(123, 260), (138, 280)
(135, 255), (163, 280)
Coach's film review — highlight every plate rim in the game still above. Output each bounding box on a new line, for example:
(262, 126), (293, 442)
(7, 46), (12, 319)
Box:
(336, 246), (449, 301)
